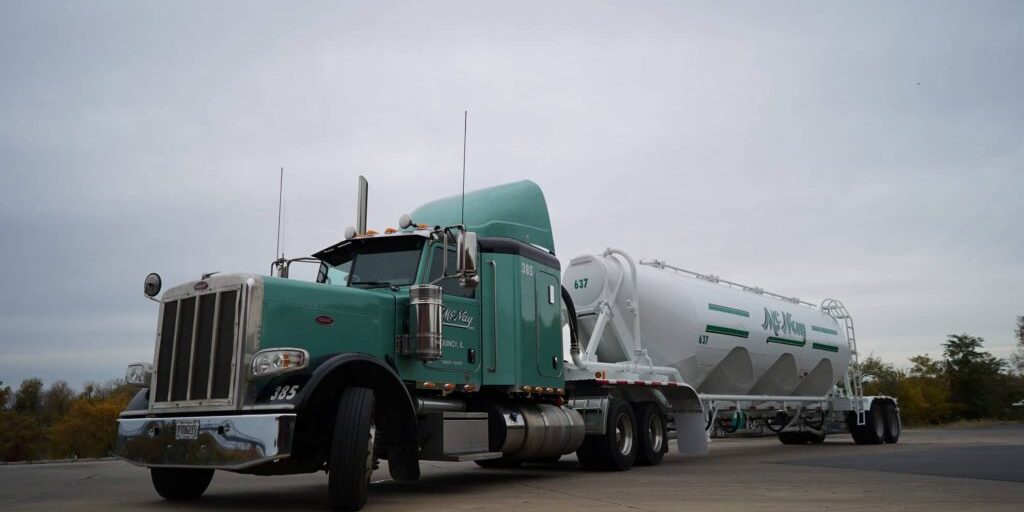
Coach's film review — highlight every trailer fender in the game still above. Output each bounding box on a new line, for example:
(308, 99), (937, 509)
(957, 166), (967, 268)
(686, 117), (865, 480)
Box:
(659, 384), (708, 456)
(294, 353), (420, 480)
(608, 383), (706, 456)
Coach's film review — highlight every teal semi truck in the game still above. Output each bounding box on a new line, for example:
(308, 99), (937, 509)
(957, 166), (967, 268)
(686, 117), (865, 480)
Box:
(116, 179), (899, 510)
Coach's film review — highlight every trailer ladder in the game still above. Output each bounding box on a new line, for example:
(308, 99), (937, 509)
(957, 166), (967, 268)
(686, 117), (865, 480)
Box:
(821, 298), (865, 425)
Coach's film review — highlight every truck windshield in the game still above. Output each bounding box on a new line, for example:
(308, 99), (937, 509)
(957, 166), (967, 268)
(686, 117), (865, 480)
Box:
(316, 236), (426, 288)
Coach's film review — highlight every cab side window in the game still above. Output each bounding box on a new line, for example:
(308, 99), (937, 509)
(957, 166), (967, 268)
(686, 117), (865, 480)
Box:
(428, 246), (475, 298)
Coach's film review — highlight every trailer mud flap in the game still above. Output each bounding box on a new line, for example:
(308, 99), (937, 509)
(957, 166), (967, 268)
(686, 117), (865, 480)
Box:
(674, 412), (708, 456)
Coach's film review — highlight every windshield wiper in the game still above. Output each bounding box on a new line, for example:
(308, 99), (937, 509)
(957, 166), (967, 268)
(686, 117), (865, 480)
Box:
(350, 281), (399, 291)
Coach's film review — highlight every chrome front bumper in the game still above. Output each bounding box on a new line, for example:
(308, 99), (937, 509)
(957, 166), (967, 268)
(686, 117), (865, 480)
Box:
(115, 413), (295, 470)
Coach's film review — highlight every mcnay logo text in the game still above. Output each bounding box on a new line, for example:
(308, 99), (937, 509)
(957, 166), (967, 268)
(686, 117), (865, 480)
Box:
(761, 308), (806, 340)
(442, 307), (474, 329)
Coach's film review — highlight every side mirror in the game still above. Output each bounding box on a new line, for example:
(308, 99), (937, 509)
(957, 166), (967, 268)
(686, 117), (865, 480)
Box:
(144, 273), (162, 299)
(456, 231), (479, 289)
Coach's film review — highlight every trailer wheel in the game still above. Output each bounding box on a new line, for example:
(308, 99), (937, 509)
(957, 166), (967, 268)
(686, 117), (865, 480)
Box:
(633, 403), (667, 466)
(847, 402), (885, 445)
(576, 398), (636, 471)
(150, 468), (213, 500)
(328, 387), (376, 511)
(882, 403), (901, 444)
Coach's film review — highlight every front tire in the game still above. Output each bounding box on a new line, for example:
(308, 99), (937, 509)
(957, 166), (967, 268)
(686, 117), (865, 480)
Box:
(150, 468), (213, 501)
(576, 398), (636, 471)
(329, 387), (376, 511)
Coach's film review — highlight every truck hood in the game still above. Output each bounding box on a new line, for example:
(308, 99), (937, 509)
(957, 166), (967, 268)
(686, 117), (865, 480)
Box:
(259, 277), (398, 361)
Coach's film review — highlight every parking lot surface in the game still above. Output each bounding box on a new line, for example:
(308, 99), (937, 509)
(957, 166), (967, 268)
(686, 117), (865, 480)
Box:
(2, 424), (1022, 511)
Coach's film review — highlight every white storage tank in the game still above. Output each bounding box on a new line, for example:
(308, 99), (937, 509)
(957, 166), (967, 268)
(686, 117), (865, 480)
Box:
(564, 252), (850, 397)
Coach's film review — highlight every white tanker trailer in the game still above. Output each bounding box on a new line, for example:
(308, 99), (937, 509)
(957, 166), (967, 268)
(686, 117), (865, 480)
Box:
(561, 248), (901, 450)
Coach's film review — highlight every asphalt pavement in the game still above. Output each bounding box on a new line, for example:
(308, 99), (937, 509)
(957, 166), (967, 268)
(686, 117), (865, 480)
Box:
(2, 423), (1022, 511)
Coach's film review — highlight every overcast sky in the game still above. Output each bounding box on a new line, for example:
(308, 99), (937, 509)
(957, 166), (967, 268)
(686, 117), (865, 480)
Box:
(1, 1), (1021, 390)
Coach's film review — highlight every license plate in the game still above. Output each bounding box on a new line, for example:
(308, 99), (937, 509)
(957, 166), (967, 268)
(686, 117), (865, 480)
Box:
(175, 419), (200, 440)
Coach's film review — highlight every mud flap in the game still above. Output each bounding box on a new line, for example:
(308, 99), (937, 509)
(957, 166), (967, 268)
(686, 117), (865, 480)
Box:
(674, 412), (708, 456)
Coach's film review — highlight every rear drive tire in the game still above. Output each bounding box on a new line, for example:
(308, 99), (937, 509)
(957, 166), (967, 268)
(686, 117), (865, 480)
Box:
(882, 402), (901, 444)
(329, 387), (376, 511)
(633, 403), (667, 466)
(576, 398), (636, 471)
(150, 468), (214, 501)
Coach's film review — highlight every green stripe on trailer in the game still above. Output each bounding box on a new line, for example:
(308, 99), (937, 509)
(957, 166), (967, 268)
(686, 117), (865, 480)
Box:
(767, 336), (806, 347)
(708, 304), (749, 317)
(812, 325), (838, 335)
(812, 342), (839, 352)
(706, 325), (749, 338)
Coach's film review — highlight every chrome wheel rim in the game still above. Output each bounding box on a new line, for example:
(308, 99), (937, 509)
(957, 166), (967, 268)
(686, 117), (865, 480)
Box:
(615, 413), (634, 456)
(648, 414), (664, 453)
(365, 420), (377, 482)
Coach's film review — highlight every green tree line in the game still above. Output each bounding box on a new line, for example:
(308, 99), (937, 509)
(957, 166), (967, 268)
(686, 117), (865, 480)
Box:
(860, 323), (1024, 426)
(0, 379), (134, 462)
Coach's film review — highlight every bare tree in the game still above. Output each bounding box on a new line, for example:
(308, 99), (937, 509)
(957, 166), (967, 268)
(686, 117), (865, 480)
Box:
(1011, 316), (1024, 375)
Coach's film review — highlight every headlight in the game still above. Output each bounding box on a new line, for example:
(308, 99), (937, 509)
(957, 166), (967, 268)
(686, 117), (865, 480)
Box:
(125, 362), (153, 387)
(250, 348), (309, 378)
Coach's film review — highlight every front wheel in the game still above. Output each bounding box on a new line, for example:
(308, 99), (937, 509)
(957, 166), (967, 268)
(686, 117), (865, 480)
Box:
(150, 468), (214, 500)
(329, 387), (376, 511)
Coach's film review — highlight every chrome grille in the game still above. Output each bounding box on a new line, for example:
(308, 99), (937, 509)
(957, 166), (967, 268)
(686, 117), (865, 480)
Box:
(154, 288), (240, 403)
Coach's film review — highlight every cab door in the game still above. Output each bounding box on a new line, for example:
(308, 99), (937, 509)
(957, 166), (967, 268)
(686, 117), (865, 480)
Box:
(420, 244), (482, 386)
(535, 270), (563, 378)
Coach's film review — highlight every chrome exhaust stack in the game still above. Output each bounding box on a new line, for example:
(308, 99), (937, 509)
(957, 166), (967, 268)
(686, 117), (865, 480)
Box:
(404, 284), (443, 360)
(355, 175), (368, 235)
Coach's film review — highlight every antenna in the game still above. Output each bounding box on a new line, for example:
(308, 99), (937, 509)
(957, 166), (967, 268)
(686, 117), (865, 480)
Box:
(276, 167), (284, 259)
(461, 110), (468, 227)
